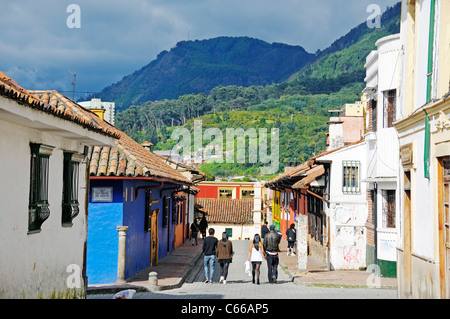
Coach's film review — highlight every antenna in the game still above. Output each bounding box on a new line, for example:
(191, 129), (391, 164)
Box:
(69, 71), (77, 100)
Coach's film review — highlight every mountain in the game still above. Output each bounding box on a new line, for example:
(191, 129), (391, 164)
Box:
(288, 2), (401, 82)
(92, 36), (315, 111)
(114, 2), (401, 178)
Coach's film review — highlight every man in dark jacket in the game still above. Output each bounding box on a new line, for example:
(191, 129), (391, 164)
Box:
(263, 225), (281, 283)
(202, 228), (218, 283)
(199, 216), (208, 239)
(286, 223), (297, 256)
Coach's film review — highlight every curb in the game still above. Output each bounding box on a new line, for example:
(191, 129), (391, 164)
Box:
(87, 250), (204, 295)
(150, 250), (204, 292)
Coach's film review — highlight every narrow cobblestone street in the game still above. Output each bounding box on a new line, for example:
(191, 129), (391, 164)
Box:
(88, 240), (397, 300)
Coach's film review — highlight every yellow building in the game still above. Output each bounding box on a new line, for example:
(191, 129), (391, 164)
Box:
(342, 101), (364, 117)
(395, 0), (450, 299)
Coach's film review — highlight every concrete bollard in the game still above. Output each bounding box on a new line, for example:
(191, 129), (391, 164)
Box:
(148, 272), (158, 287)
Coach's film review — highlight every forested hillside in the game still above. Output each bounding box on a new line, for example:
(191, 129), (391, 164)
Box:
(115, 2), (401, 179)
(91, 37), (315, 111)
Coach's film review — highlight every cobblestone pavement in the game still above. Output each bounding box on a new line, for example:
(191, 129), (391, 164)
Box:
(88, 240), (397, 300)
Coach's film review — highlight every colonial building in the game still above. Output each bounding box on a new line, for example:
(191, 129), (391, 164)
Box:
(196, 181), (264, 201)
(0, 72), (118, 298)
(363, 33), (401, 277)
(81, 122), (193, 285)
(195, 198), (256, 240)
(266, 101), (367, 271)
(395, 0), (450, 299)
(152, 152), (206, 247)
(195, 181), (264, 240)
(315, 140), (367, 270)
(264, 159), (326, 271)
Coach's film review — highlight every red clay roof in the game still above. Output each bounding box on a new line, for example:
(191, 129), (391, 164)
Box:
(195, 198), (254, 224)
(88, 136), (192, 185)
(28, 89), (190, 185)
(292, 165), (325, 189)
(0, 71), (190, 185)
(0, 72), (119, 139)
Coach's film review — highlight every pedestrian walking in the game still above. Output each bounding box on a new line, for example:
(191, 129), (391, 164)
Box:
(190, 219), (200, 246)
(246, 234), (266, 285)
(286, 223), (296, 256)
(202, 228), (218, 283)
(263, 225), (281, 284)
(217, 232), (233, 284)
(199, 216), (208, 239)
(261, 221), (269, 239)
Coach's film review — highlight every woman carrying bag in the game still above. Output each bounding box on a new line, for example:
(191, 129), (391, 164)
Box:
(217, 232), (233, 284)
(246, 234), (266, 285)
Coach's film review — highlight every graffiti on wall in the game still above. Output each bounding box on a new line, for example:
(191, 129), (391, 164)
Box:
(343, 247), (360, 264)
(336, 226), (364, 266)
(334, 205), (367, 225)
(331, 204), (367, 269)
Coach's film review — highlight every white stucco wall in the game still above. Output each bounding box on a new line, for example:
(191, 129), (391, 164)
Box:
(0, 97), (115, 298)
(319, 142), (368, 270)
(0, 119), (89, 298)
(208, 223), (261, 242)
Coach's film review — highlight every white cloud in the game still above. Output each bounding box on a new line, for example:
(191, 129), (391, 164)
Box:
(0, 0), (400, 98)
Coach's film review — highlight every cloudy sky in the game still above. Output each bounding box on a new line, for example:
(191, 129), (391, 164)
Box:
(0, 0), (399, 101)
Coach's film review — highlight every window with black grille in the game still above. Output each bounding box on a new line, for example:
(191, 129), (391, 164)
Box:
(62, 152), (83, 226)
(382, 190), (396, 228)
(28, 143), (54, 233)
(383, 90), (396, 128)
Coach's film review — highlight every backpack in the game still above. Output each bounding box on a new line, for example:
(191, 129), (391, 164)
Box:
(287, 228), (296, 241)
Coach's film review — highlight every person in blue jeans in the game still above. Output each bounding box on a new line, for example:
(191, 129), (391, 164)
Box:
(202, 228), (218, 283)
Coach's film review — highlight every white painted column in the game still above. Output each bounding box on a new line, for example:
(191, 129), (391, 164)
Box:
(116, 226), (128, 283)
(253, 182), (262, 237)
(296, 214), (308, 272)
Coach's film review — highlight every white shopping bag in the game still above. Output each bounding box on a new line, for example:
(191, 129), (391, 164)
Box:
(244, 261), (251, 277)
(113, 289), (136, 299)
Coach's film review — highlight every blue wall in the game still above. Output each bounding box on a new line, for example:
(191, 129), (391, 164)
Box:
(87, 179), (123, 285)
(123, 180), (151, 279)
(87, 178), (181, 284)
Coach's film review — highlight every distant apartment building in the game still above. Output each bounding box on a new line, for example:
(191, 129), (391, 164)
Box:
(78, 98), (115, 125)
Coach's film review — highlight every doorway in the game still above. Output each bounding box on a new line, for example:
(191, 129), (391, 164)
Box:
(150, 209), (159, 266)
(439, 156), (450, 298)
(403, 170), (412, 296)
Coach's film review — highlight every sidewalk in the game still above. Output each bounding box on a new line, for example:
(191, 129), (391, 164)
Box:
(278, 240), (398, 289)
(87, 238), (204, 295)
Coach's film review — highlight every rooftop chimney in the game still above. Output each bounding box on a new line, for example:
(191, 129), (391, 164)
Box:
(141, 141), (154, 152)
(327, 110), (344, 151)
(91, 108), (105, 121)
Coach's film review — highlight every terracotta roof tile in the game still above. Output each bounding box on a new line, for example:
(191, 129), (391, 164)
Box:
(0, 71), (119, 139)
(88, 133), (191, 185)
(23, 87), (190, 185)
(195, 198), (254, 224)
(292, 165), (325, 189)
(0, 71), (191, 185)
(265, 160), (312, 186)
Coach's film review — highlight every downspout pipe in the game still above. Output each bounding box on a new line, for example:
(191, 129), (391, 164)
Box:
(426, 0), (436, 103)
(374, 183), (378, 266)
